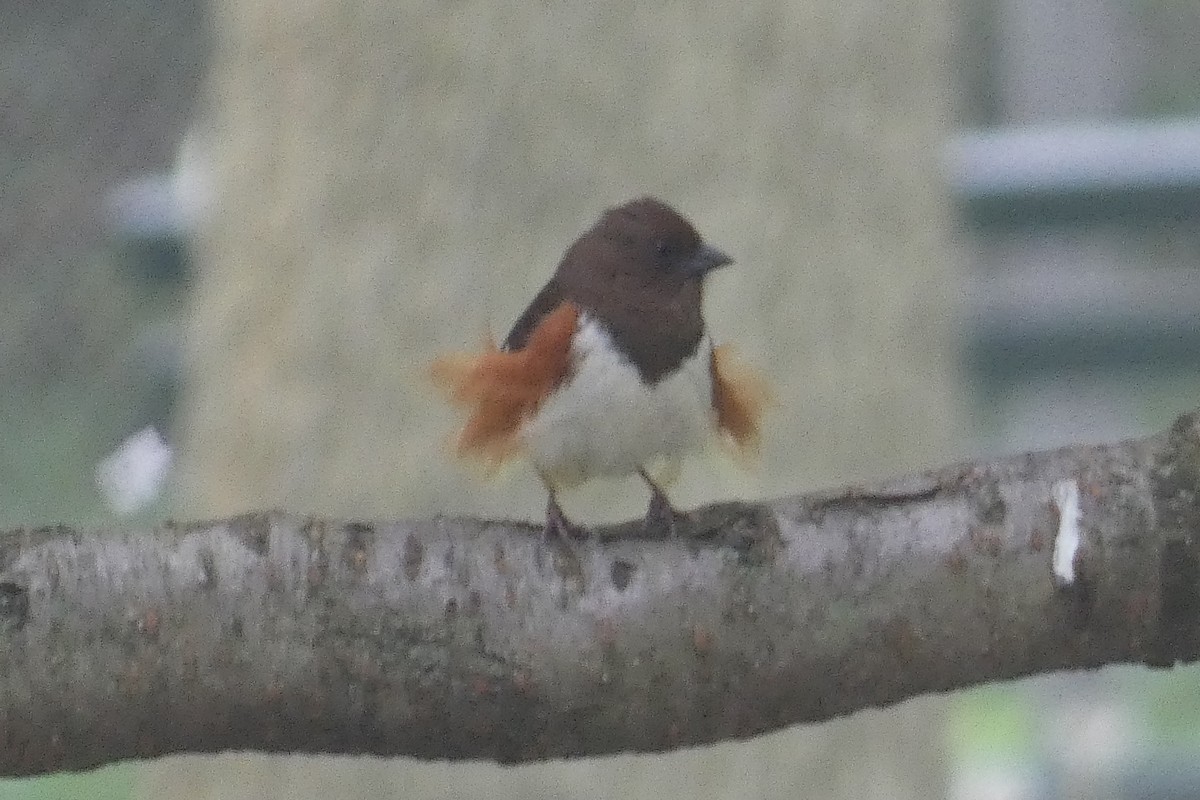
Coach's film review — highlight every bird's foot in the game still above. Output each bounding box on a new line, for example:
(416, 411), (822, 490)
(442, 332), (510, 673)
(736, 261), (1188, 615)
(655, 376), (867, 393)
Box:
(545, 496), (589, 541)
(643, 481), (684, 538)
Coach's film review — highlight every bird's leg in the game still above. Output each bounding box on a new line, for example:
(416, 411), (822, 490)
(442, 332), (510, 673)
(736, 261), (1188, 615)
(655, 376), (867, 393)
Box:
(540, 475), (588, 541)
(639, 468), (682, 537)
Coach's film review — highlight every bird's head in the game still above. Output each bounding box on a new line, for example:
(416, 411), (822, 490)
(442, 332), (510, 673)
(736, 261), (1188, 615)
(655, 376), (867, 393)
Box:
(596, 197), (733, 285)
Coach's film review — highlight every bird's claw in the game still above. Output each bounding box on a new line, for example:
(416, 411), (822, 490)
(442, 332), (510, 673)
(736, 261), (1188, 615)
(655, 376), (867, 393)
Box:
(545, 496), (589, 541)
(643, 482), (684, 538)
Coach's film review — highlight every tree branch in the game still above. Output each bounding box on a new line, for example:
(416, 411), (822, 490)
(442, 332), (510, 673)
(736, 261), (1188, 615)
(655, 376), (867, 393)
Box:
(3, 411), (1200, 777)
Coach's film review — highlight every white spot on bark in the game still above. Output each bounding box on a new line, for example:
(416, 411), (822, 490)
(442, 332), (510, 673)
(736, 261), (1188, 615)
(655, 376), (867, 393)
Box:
(1052, 479), (1081, 587)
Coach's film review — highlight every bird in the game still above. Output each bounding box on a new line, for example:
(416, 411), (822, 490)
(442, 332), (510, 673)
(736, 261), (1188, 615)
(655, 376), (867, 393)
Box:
(432, 197), (768, 539)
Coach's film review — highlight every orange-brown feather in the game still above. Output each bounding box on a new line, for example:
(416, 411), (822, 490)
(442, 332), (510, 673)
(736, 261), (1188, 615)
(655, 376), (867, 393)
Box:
(431, 302), (580, 467)
(711, 344), (771, 457)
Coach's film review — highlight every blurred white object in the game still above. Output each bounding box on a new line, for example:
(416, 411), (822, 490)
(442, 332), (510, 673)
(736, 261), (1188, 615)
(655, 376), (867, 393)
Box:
(96, 426), (173, 514)
(951, 764), (1041, 800)
(946, 118), (1200, 195)
(106, 125), (213, 237)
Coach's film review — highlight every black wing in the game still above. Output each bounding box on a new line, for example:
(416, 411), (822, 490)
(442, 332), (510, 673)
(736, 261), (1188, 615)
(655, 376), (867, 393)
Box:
(502, 277), (567, 352)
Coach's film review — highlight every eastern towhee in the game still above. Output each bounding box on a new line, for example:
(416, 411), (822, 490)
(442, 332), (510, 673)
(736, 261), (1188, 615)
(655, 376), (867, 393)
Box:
(433, 197), (767, 538)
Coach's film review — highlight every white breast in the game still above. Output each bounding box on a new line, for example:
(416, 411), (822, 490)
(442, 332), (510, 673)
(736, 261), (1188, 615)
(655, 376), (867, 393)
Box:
(520, 314), (715, 489)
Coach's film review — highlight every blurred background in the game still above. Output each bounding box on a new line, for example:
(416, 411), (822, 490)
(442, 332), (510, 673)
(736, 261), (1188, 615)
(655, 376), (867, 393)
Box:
(1, 0), (1199, 798)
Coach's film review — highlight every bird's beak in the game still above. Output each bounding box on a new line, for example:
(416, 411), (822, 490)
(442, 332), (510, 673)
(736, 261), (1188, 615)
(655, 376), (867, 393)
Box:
(685, 243), (734, 277)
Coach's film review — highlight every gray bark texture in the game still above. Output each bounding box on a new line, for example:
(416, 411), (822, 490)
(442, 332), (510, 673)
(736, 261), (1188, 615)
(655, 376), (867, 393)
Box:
(3, 410), (1199, 778)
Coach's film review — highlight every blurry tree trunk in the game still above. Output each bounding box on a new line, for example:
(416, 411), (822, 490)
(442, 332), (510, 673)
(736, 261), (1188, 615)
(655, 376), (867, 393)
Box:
(156, 0), (960, 798)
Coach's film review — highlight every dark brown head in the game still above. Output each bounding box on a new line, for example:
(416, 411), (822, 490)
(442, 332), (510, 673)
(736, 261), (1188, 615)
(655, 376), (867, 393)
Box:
(558, 197), (733, 382)
(587, 197), (733, 284)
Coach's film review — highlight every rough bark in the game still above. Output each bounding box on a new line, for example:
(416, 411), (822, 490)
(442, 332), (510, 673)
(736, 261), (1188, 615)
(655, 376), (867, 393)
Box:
(2, 410), (1198, 778)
